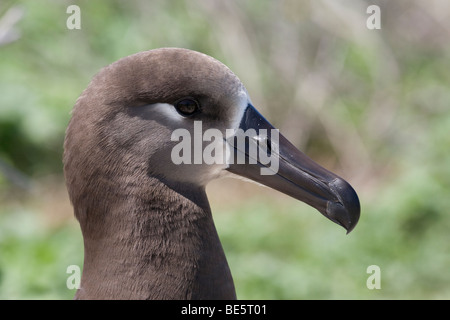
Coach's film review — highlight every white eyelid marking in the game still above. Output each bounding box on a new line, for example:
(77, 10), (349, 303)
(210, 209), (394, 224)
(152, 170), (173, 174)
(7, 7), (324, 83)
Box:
(146, 103), (183, 123)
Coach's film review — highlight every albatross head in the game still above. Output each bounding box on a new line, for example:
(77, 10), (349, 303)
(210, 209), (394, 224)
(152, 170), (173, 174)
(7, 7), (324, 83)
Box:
(64, 47), (359, 237)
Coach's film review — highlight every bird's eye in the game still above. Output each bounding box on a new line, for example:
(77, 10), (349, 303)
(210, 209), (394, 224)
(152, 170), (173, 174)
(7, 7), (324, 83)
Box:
(175, 99), (200, 116)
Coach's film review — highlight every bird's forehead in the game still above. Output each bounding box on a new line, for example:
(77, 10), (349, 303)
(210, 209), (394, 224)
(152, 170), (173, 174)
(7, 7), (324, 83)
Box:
(101, 48), (245, 105)
(154, 49), (245, 104)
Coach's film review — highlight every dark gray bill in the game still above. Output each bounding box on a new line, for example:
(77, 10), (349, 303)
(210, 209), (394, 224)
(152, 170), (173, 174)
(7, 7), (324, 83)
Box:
(225, 104), (360, 233)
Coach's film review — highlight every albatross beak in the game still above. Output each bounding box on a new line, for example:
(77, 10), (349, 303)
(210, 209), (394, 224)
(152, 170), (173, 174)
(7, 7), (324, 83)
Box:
(225, 104), (360, 233)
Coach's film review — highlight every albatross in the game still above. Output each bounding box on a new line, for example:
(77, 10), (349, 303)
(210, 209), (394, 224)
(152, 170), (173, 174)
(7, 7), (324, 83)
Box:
(63, 48), (360, 299)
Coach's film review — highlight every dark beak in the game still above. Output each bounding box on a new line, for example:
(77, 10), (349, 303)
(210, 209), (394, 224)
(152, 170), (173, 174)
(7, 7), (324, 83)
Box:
(225, 104), (360, 233)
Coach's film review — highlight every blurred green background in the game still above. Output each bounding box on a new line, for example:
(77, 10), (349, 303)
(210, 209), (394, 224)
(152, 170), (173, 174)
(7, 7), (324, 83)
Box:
(1, 0), (449, 299)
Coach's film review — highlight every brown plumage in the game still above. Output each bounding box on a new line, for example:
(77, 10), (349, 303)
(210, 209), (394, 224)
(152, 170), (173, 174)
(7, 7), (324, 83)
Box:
(64, 48), (360, 299)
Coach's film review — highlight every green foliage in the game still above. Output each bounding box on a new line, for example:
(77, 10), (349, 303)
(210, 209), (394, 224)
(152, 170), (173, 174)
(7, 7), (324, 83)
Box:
(0, 207), (82, 299)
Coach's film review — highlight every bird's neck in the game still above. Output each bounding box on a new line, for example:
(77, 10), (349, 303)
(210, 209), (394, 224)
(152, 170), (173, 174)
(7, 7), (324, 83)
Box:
(74, 180), (236, 299)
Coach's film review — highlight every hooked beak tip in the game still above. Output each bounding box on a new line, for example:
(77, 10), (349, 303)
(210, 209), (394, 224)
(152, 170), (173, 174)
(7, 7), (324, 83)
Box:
(327, 201), (359, 234)
(326, 178), (360, 234)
